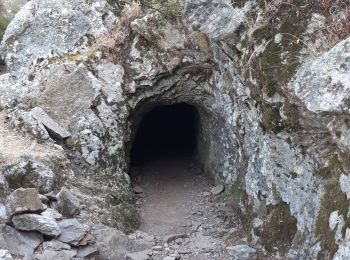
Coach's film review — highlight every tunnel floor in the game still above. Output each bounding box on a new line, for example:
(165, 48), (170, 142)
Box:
(128, 103), (246, 258)
(130, 103), (207, 235)
(131, 157), (209, 235)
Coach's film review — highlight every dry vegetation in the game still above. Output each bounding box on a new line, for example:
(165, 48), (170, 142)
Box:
(323, 0), (350, 45)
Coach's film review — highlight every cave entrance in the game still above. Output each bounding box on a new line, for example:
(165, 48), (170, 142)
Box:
(130, 102), (198, 165)
(129, 102), (209, 235)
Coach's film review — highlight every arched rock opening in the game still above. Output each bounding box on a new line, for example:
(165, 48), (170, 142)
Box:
(130, 102), (199, 165)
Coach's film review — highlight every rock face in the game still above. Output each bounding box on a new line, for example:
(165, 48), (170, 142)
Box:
(0, 0), (350, 258)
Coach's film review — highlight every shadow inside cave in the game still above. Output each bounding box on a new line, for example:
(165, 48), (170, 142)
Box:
(129, 102), (209, 235)
(130, 102), (199, 165)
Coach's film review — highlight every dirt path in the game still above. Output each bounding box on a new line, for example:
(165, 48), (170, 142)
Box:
(133, 157), (208, 236)
(129, 156), (258, 259)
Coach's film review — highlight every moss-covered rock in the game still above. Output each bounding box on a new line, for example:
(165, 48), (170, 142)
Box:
(0, 15), (9, 41)
(315, 154), (349, 258)
(254, 202), (298, 255)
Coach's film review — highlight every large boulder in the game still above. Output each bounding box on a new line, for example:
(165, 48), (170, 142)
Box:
(0, 0), (115, 79)
(0, 224), (43, 257)
(5, 188), (44, 217)
(3, 160), (55, 194)
(56, 187), (80, 217)
(12, 213), (61, 237)
(57, 219), (89, 246)
(287, 37), (350, 114)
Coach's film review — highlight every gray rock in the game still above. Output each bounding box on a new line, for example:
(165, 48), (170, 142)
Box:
(162, 257), (176, 260)
(76, 244), (99, 258)
(34, 249), (77, 260)
(3, 160), (55, 194)
(0, 204), (8, 224)
(0, 0), (27, 20)
(30, 107), (71, 140)
(0, 249), (12, 260)
(211, 184), (225, 195)
(166, 234), (189, 244)
(42, 240), (71, 251)
(40, 208), (63, 221)
(93, 224), (151, 259)
(184, 0), (245, 40)
(1, 0), (114, 79)
(57, 219), (88, 246)
(5, 188), (44, 217)
(12, 213), (61, 237)
(125, 250), (150, 260)
(287, 37), (350, 113)
(226, 244), (256, 260)
(1, 224), (43, 257)
(133, 186), (144, 194)
(57, 187), (80, 217)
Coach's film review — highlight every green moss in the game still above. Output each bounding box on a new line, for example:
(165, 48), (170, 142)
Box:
(254, 202), (297, 254)
(315, 177), (348, 258)
(318, 154), (346, 179)
(0, 15), (9, 41)
(260, 103), (284, 133)
(225, 180), (256, 233)
(230, 0), (247, 8)
(107, 204), (141, 233)
(314, 153), (349, 258)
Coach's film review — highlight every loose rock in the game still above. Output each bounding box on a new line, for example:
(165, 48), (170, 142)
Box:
(125, 250), (150, 260)
(5, 188), (44, 217)
(226, 244), (256, 260)
(12, 213), (61, 237)
(211, 185), (225, 195)
(57, 187), (80, 217)
(0, 224), (43, 257)
(57, 219), (88, 246)
(40, 208), (63, 221)
(133, 186), (144, 194)
(0, 249), (12, 260)
(42, 240), (71, 251)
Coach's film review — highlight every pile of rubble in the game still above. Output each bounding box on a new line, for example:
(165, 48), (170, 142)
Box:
(0, 187), (96, 259)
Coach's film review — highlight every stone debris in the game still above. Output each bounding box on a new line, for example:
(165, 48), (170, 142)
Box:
(40, 208), (63, 221)
(210, 184), (225, 195)
(0, 224), (43, 257)
(0, 249), (13, 260)
(133, 186), (144, 194)
(42, 240), (71, 251)
(125, 250), (151, 260)
(5, 188), (44, 217)
(12, 213), (61, 237)
(57, 219), (89, 246)
(77, 244), (99, 258)
(30, 107), (71, 140)
(226, 244), (257, 260)
(56, 187), (80, 217)
(34, 248), (77, 260)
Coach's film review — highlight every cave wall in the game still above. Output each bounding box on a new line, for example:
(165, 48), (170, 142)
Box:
(0, 0), (350, 258)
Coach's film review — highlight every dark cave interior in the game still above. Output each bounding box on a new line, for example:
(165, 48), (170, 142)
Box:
(130, 103), (199, 165)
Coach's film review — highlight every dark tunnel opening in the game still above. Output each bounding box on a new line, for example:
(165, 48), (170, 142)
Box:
(130, 103), (198, 165)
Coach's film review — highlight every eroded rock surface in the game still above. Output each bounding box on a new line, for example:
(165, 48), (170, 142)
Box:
(0, 0), (349, 259)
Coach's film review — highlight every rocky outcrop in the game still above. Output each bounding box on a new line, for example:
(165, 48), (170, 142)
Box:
(0, 0), (350, 259)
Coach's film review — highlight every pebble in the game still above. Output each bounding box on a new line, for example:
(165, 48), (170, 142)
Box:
(133, 186), (144, 194)
(211, 185), (225, 195)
